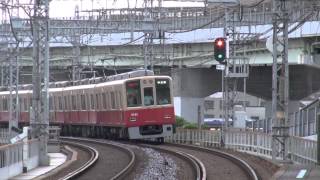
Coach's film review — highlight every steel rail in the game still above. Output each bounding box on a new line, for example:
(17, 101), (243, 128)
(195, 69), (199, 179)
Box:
(58, 140), (99, 180)
(168, 143), (259, 180)
(61, 137), (136, 180)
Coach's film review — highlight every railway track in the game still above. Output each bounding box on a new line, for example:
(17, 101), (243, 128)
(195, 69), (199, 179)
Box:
(58, 140), (99, 180)
(53, 138), (257, 180)
(159, 143), (259, 180)
(60, 138), (205, 180)
(60, 137), (135, 180)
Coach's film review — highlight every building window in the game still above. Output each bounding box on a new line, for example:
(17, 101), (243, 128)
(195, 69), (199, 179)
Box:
(204, 114), (215, 118)
(204, 100), (214, 110)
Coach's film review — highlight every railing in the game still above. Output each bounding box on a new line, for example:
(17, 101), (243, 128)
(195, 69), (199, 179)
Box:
(166, 129), (318, 165)
(0, 128), (9, 144)
(225, 130), (273, 159)
(0, 139), (40, 180)
(290, 136), (317, 164)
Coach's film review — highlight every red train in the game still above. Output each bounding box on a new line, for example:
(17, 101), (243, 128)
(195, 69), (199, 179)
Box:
(0, 71), (176, 142)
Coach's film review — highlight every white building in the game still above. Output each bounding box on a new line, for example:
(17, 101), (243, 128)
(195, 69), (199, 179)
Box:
(203, 92), (267, 130)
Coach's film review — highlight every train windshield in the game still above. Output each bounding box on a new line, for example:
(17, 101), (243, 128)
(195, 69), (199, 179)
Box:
(144, 87), (154, 106)
(126, 80), (142, 107)
(156, 79), (171, 105)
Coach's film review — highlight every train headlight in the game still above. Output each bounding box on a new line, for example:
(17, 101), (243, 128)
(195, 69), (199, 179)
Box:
(129, 117), (137, 121)
(129, 112), (138, 121)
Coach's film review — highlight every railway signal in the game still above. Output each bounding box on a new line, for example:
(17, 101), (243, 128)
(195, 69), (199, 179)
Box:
(214, 38), (226, 63)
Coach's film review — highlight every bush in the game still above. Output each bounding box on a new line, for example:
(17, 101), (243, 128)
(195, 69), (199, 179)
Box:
(175, 116), (187, 127)
(201, 124), (210, 130)
(183, 123), (198, 129)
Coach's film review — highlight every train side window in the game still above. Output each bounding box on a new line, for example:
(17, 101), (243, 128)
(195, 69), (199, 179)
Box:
(64, 96), (68, 110)
(24, 98), (28, 112)
(111, 91), (116, 109)
(118, 91), (123, 109)
(81, 94), (86, 110)
(95, 94), (99, 110)
(1, 97), (4, 111)
(19, 97), (23, 112)
(53, 96), (57, 111)
(49, 96), (53, 111)
(86, 94), (90, 110)
(58, 96), (62, 110)
(114, 92), (118, 109)
(90, 94), (95, 110)
(126, 80), (142, 107)
(3, 98), (7, 111)
(56, 96), (59, 110)
(72, 95), (76, 110)
(0, 97), (2, 111)
(105, 92), (109, 110)
(102, 93), (107, 109)
(76, 95), (80, 110)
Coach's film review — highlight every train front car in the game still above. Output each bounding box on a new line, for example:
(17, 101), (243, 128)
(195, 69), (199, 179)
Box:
(124, 76), (175, 142)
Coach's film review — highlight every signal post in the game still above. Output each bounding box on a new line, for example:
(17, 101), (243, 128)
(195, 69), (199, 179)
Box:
(214, 36), (249, 147)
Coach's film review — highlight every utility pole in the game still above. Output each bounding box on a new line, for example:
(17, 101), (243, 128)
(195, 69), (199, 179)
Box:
(271, 0), (290, 162)
(8, 46), (19, 137)
(31, 0), (50, 165)
(143, 32), (154, 71)
(71, 34), (81, 82)
(222, 5), (249, 146)
(142, 0), (155, 72)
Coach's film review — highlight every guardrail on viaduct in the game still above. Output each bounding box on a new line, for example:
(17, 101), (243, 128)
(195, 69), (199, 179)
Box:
(166, 129), (318, 165)
(0, 139), (40, 179)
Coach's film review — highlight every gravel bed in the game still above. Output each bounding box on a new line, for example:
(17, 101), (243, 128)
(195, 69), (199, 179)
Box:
(162, 144), (250, 180)
(134, 147), (177, 180)
(120, 143), (196, 180)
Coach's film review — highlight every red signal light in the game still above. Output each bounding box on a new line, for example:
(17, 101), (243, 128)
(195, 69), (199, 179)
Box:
(214, 37), (226, 62)
(216, 40), (224, 47)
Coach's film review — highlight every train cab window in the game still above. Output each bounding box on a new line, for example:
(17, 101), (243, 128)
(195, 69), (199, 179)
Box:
(156, 79), (171, 105)
(143, 87), (154, 106)
(126, 80), (142, 107)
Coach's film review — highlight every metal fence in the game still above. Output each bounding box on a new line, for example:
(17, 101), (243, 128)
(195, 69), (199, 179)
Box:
(0, 139), (40, 179)
(166, 129), (318, 165)
(0, 128), (9, 144)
